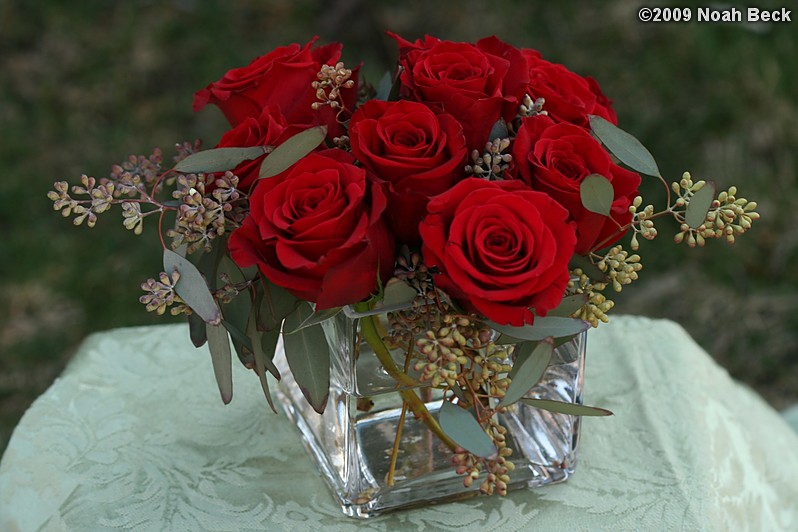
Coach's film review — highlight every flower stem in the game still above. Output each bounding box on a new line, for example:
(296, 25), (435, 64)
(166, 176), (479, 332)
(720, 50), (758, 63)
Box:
(354, 303), (457, 452)
(386, 402), (408, 487)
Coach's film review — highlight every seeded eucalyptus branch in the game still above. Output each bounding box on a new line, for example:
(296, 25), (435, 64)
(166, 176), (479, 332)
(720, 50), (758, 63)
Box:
(47, 143), (260, 322)
(551, 117), (762, 325)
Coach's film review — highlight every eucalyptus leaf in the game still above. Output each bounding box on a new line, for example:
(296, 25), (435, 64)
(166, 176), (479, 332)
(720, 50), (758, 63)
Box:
(251, 337), (278, 413)
(258, 277), (300, 331)
(247, 315), (279, 412)
(500, 339), (554, 407)
(163, 249), (220, 325)
(283, 306), (342, 334)
(549, 294), (589, 318)
(494, 333), (524, 345)
(221, 289), (253, 343)
(255, 352), (277, 414)
(487, 316), (590, 342)
(685, 181), (717, 229)
(188, 312), (207, 348)
(447, 383), (468, 403)
(240, 265), (259, 280)
(174, 146), (269, 173)
(375, 70), (401, 101)
(580, 174), (614, 216)
(387, 72), (402, 101)
(380, 279), (418, 308)
(217, 254), (259, 284)
(488, 119), (509, 141)
(229, 337), (255, 368)
(438, 401), (497, 458)
(258, 126), (327, 179)
(375, 71), (393, 101)
(216, 260), (254, 364)
(496, 329), (580, 347)
(588, 115), (660, 177)
(569, 255), (607, 282)
(205, 323), (233, 404)
(510, 339), (537, 360)
(283, 305), (331, 414)
(258, 327), (281, 380)
(520, 398), (613, 417)
(553, 334), (579, 349)
(195, 239), (226, 291)
(222, 318), (253, 353)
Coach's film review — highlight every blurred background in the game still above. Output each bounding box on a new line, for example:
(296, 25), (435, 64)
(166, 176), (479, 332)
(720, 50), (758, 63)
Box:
(1, 0), (796, 454)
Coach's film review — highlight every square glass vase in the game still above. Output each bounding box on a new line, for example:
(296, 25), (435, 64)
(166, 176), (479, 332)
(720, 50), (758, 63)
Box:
(274, 308), (587, 518)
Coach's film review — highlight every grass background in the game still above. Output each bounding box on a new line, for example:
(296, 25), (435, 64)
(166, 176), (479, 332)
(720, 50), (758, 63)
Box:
(1, 0), (796, 454)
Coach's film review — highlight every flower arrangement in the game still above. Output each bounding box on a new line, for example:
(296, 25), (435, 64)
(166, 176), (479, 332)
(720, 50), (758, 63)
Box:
(49, 34), (759, 500)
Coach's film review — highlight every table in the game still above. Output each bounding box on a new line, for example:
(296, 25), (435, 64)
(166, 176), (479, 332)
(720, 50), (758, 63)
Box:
(2, 316), (797, 531)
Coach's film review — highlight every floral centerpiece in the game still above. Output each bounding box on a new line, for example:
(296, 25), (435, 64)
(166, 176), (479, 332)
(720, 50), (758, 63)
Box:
(49, 34), (759, 517)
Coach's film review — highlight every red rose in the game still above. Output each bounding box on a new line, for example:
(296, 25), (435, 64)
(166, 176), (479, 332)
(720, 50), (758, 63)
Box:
(214, 106), (304, 191)
(229, 150), (395, 309)
(511, 115), (641, 254)
(419, 178), (576, 326)
(349, 99), (467, 244)
(390, 34), (528, 150)
(193, 38), (356, 136)
(521, 49), (617, 127)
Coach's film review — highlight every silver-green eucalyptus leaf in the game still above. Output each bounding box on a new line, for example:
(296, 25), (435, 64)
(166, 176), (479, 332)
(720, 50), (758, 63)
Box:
(438, 401), (497, 459)
(553, 334), (579, 348)
(580, 174), (614, 216)
(380, 279), (418, 308)
(488, 119), (509, 141)
(258, 277), (300, 332)
(163, 249), (220, 324)
(487, 316), (590, 341)
(569, 255), (607, 282)
(589, 115), (660, 177)
(500, 338), (554, 407)
(510, 339), (537, 360)
(222, 318), (253, 355)
(217, 254), (259, 285)
(174, 146), (270, 173)
(374, 70), (402, 101)
(194, 239), (226, 291)
(221, 290), (253, 347)
(494, 333), (525, 345)
(282, 305), (331, 414)
(205, 322), (233, 404)
(520, 398), (613, 417)
(685, 180), (717, 229)
(247, 315), (279, 412)
(549, 294), (589, 318)
(258, 327), (281, 381)
(188, 312), (207, 348)
(251, 348), (277, 413)
(283, 306), (342, 334)
(375, 71), (393, 101)
(216, 258), (254, 361)
(497, 329), (582, 347)
(259, 126), (327, 179)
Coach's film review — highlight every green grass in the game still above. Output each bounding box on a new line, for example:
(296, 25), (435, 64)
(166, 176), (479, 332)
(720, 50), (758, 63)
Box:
(1, 0), (796, 453)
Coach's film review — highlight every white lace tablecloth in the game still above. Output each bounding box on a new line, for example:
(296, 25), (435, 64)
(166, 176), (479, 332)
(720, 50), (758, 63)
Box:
(2, 316), (797, 531)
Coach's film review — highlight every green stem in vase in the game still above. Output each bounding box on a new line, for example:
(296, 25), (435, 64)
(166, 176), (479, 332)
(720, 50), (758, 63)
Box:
(354, 302), (458, 452)
(386, 402), (408, 487)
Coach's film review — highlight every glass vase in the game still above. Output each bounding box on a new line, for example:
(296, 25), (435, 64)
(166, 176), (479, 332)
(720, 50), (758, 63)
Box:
(274, 308), (587, 518)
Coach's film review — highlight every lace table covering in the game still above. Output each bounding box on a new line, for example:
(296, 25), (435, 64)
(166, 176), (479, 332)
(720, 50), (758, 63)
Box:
(2, 316), (797, 531)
